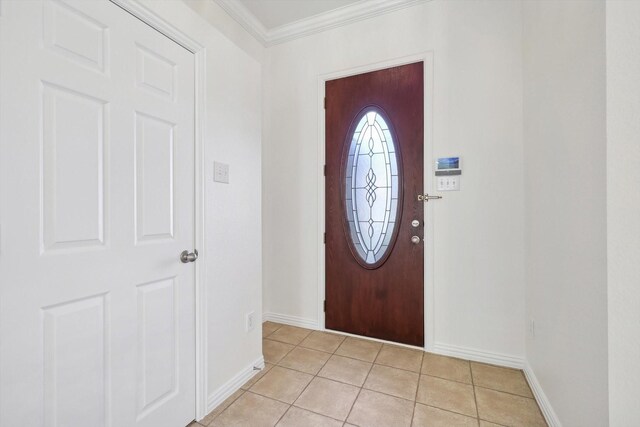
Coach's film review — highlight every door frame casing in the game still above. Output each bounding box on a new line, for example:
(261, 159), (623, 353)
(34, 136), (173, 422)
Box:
(109, 0), (208, 419)
(317, 52), (435, 351)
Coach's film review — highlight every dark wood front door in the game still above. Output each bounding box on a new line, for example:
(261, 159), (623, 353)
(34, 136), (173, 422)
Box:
(325, 62), (424, 347)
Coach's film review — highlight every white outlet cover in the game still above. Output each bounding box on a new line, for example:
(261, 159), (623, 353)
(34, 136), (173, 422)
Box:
(246, 311), (255, 332)
(213, 161), (229, 184)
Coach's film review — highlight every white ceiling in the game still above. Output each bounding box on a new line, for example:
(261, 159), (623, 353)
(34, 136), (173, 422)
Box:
(238, 0), (361, 30)
(215, 0), (426, 46)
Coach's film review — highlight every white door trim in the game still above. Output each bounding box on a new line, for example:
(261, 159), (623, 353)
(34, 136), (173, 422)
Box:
(316, 52), (436, 351)
(109, 0), (208, 419)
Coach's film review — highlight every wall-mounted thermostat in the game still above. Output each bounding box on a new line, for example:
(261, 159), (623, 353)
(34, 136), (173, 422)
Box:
(435, 157), (461, 191)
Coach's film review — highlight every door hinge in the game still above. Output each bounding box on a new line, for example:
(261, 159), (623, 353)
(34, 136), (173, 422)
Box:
(324, 97), (326, 109)
(324, 300), (327, 312)
(323, 232), (326, 244)
(323, 164), (327, 176)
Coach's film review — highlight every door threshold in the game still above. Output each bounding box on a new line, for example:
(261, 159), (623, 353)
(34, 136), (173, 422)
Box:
(323, 327), (425, 352)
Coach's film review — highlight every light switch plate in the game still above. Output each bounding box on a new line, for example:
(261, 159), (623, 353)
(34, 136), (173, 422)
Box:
(437, 176), (460, 191)
(213, 161), (229, 184)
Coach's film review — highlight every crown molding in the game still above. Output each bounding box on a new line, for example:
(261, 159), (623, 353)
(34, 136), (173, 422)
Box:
(213, 0), (429, 47)
(214, 0), (269, 45)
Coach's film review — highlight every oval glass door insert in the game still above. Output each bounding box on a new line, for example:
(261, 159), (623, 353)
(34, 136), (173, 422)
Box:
(344, 108), (401, 267)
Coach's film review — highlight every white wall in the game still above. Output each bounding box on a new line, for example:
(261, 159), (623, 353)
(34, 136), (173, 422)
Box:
(606, 2), (640, 425)
(181, 0), (264, 62)
(139, 0), (264, 413)
(522, 1), (608, 426)
(263, 0), (526, 361)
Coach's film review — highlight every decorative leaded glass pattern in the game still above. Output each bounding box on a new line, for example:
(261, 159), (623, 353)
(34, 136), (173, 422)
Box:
(345, 109), (399, 265)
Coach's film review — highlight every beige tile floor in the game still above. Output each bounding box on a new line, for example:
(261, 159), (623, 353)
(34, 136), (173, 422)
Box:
(189, 322), (547, 427)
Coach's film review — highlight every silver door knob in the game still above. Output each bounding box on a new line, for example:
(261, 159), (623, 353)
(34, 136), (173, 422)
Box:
(411, 236), (421, 244)
(180, 249), (198, 263)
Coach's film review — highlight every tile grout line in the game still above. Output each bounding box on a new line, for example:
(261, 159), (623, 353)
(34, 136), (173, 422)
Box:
(410, 350), (425, 426)
(360, 370), (421, 402)
(317, 345), (423, 374)
(343, 368), (369, 424)
(243, 389), (360, 426)
(291, 335), (488, 381)
(272, 329), (315, 368)
(244, 391), (343, 427)
(252, 386), (371, 426)
(271, 326), (530, 375)
(475, 360), (547, 424)
(250, 323), (543, 427)
(276, 329), (352, 425)
(516, 370), (549, 427)
(271, 399), (292, 427)
(419, 371), (476, 386)
(204, 323), (284, 426)
(288, 331), (335, 413)
(306, 329), (350, 424)
(276, 331), (339, 373)
(470, 361), (481, 426)
(358, 341), (382, 391)
(420, 403), (484, 423)
(248, 326), (377, 425)
(272, 340), (298, 365)
(245, 388), (304, 409)
(344, 343), (380, 423)
(266, 337), (503, 413)
(202, 388), (246, 426)
(249, 328), (318, 426)
(473, 384), (539, 400)
(238, 388), (350, 424)
(270, 334), (425, 368)
(263, 323), (284, 338)
(309, 332), (357, 424)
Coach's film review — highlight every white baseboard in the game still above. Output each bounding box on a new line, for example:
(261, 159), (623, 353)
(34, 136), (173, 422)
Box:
(524, 363), (562, 427)
(205, 355), (265, 416)
(262, 312), (319, 330)
(432, 342), (525, 369)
